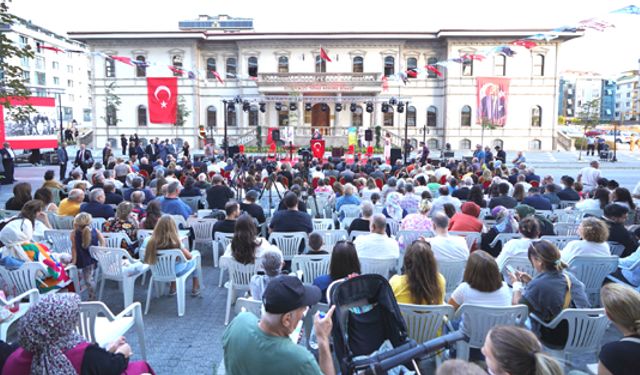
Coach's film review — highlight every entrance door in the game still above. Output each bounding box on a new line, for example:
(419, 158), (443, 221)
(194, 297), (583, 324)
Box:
(311, 103), (330, 135)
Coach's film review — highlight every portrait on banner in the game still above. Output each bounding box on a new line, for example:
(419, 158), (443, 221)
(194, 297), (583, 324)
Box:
(476, 77), (510, 127)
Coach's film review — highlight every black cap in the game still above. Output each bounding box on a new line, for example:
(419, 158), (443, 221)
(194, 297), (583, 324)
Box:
(262, 276), (321, 314)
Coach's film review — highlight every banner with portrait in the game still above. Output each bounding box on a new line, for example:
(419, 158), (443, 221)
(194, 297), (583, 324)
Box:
(0, 97), (59, 149)
(476, 77), (510, 127)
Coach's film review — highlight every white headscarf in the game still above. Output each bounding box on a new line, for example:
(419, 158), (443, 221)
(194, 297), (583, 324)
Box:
(0, 218), (33, 261)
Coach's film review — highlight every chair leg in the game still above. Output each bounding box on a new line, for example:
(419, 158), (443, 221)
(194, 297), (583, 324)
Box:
(218, 268), (226, 288)
(134, 308), (147, 360)
(123, 276), (134, 308)
(98, 277), (106, 301)
(213, 241), (219, 267)
(176, 277), (186, 317)
(144, 277), (154, 315)
(225, 286), (234, 325)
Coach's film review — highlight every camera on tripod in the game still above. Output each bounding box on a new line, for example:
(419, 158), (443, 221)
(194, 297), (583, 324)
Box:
(265, 161), (278, 174)
(298, 147), (312, 163)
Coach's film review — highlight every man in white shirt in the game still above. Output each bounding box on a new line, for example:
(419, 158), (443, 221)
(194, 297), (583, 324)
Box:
(434, 162), (451, 182)
(66, 169), (92, 191)
(430, 186), (462, 215)
(425, 213), (469, 262)
(578, 160), (601, 192)
(353, 214), (399, 259)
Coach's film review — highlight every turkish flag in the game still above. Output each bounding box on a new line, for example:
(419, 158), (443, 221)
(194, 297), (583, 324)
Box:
(147, 77), (177, 124)
(320, 48), (332, 62)
(311, 140), (325, 160)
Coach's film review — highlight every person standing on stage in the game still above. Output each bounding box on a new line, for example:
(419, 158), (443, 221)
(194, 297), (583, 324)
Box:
(384, 132), (392, 163)
(56, 142), (69, 180)
(0, 142), (16, 184)
(120, 134), (128, 156)
(312, 129), (322, 140)
(419, 142), (430, 164)
(74, 144), (93, 177)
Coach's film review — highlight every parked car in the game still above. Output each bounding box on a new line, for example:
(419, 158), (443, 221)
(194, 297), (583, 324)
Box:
(584, 129), (606, 137)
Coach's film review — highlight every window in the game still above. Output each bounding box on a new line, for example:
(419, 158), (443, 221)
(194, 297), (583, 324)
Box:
(135, 55), (147, 77)
(278, 107), (289, 126)
(67, 65), (73, 73)
(407, 106), (416, 126)
(278, 56), (288, 73)
(406, 57), (417, 78)
(427, 57), (438, 78)
(207, 106), (217, 128)
(67, 80), (74, 88)
(35, 72), (46, 85)
(352, 56), (363, 73)
(352, 105), (363, 127)
(68, 94), (74, 102)
(461, 105), (471, 126)
(384, 56), (394, 77)
(427, 138), (439, 150)
(627, 92), (632, 98)
(247, 56), (258, 78)
(20, 57), (29, 68)
(52, 61), (59, 70)
(383, 107), (394, 126)
(462, 59), (473, 76)
(35, 56), (45, 70)
(53, 76), (60, 85)
(492, 139), (504, 149)
(22, 71), (30, 83)
(460, 139), (471, 150)
(606, 89), (613, 96)
(83, 109), (91, 122)
(35, 40), (43, 53)
(18, 35), (28, 48)
(172, 55), (183, 77)
(427, 106), (437, 127)
(531, 106), (542, 127)
(494, 54), (506, 76)
(315, 55), (326, 73)
(226, 57), (237, 78)
(530, 139), (542, 150)
(106, 105), (117, 126)
(249, 105), (259, 126)
(533, 54), (545, 77)
(226, 105), (237, 126)
(105, 59), (115, 78)
(35, 88), (47, 97)
(137, 105), (147, 126)
(63, 107), (73, 121)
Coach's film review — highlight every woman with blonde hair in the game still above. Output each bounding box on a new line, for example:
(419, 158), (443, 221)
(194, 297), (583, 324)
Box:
(598, 283), (640, 375)
(400, 199), (433, 232)
(482, 325), (563, 375)
(70, 212), (105, 299)
(142, 215), (200, 296)
(390, 240), (445, 305)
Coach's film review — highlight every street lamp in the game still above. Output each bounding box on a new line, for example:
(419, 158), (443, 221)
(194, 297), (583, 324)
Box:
(403, 100), (410, 165)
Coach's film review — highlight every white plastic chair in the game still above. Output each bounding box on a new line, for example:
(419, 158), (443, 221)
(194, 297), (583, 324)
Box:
(387, 219), (400, 238)
(144, 249), (202, 317)
(556, 211), (582, 224)
(338, 204), (361, 228)
(559, 200), (577, 209)
(215, 232), (235, 286)
(568, 256), (619, 306)
(0, 262), (77, 296)
(397, 230), (435, 247)
(50, 214), (74, 229)
(540, 235), (580, 250)
(312, 218), (334, 231)
(607, 241), (626, 257)
(234, 297), (262, 318)
(554, 222), (581, 236)
(90, 246), (150, 309)
(103, 232), (135, 250)
(359, 257), (397, 279)
(44, 229), (73, 255)
(437, 259), (467, 299)
(189, 219), (217, 260)
(269, 232), (309, 261)
(171, 215), (189, 229)
(197, 209), (213, 218)
(303, 302), (330, 349)
(536, 210), (555, 219)
(489, 233), (522, 247)
(530, 308), (609, 368)
(291, 255), (330, 285)
(500, 256), (536, 285)
(449, 231), (481, 250)
(349, 230), (369, 241)
(91, 217), (106, 231)
(180, 196), (201, 213)
(607, 250), (640, 291)
(225, 260), (257, 325)
(0, 288), (39, 341)
(76, 301), (147, 360)
(314, 229), (348, 251)
(399, 303), (455, 344)
(454, 304), (529, 361)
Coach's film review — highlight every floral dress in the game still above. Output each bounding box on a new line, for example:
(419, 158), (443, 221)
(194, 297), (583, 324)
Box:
(102, 218), (138, 253)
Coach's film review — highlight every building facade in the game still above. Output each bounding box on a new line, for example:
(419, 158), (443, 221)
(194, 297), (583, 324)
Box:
(70, 28), (580, 151)
(615, 69), (640, 122)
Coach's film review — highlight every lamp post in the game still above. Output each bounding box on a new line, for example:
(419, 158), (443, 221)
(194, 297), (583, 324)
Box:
(613, 111), (622, 162)
(403, 101), (410, 166)
(223, 100), (229, 158)
(57, 93), (63, 144)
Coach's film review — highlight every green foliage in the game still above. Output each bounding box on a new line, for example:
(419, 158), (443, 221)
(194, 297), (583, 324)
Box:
(101, 81), (121, 126)
(176, 95), (190, 127)
(558, 115), (566, 125)
(375, 126), (381, 148)
(577, 99), (600, 130)
(0, 0), (35, 122)
(256, 126), (262, 150)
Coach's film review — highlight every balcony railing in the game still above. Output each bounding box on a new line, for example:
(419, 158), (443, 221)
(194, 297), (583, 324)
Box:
(259, 72), (380, 84)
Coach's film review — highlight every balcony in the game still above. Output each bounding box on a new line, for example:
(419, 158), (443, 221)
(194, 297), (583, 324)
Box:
(257, 72), (382, 93)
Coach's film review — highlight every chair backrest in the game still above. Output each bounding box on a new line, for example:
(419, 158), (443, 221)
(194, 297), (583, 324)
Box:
(197, 209), (213, 219)
(90, 218), (106, 231)
(48, 188), (62, 205)
(399, 303), (455, 344)
(214, 232), (234, 253)
(449, 231), (481, 250)
(170, 215), (189, 229)
(501, 256), (536, 284)
(314, 229), (348, 251)
(539, 235), (580, 250)
(269, 232), (308, 261)
(580, 209), (604, 219)
(90, 246), (130, 279)
(0, 210), (20, 220)
(349, 230), (369, 241)
(455, 304), (529, 348)
(397, 230), (435, 247)
(438, 259), (467, 296)
(44, 229), (73, 255)
(556, 211), (582, 224)
(553, 308), (609, 354)
(180, 197), (201, 213)
(608, 241), (626, 257)
(103, 232), (131, 249)
(234, 297), (262, 318)
(190, 219), (217, 241)
(387, 219), (400, 238)
(359, 257), (397, 279)
(76, 301), (110, 343)
(227, 260), (257, 291)
(490, 233), (522, 247)
(291, 255), (330, 285)
(559, 200), (577, 209)
(568, 256), (619, 306)
(339, 204), (361, 218)
(136, 229), (153, 243)
(554, 222), (580, 236)
(147, 249), (184, 281)
(0, 262), (46, 294)
(312, 218), (334, 231)
(536, 210), (554, 219)
(50, 214), (74, 230)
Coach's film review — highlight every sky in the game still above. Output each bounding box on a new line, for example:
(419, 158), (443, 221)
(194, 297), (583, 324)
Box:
(8, 0), (640, 76)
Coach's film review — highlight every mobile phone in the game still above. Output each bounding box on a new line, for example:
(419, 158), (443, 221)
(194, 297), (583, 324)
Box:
(506, 265), (516, 274)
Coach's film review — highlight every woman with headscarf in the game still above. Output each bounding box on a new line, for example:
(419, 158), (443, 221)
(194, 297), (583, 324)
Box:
(0, 293), (154, 374)
(382, 192), (407, 222)
(400, 199), (433, 232)
(481, 205), (518, 257)
(449, 201), (483, 233)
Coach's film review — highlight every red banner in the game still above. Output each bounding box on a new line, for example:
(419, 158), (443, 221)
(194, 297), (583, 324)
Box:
(147, 77), (177, 124)
(311, 139), (325, 159)
(476, 77), (510, 127)
(0, 96), (58, 149)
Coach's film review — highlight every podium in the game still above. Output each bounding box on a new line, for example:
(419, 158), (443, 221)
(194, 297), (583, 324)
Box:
(311, 140), (325, 160)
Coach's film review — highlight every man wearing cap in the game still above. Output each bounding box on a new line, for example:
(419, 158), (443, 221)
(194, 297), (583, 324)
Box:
(223, 275), (336, 375)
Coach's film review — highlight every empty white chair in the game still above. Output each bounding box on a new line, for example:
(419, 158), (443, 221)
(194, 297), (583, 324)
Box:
(314, 229), (348, 251)
(215, 232), (235, 286)
(359, 257), (397, 279)
(0, 288), (39, 341)
(568, 256), (619, 306)
(90, 218), (106, 231)
(489, 233), (522, 248)
(291, 255), (330, 285)
(225, 260), (257, 325)
(438, 259), (467, 299)
(530, 308), (609, 368)
(455, 304), (529, 361)
(449, 231), (481, 250)
(349, 230), (369, 241)
(44, 229), (73, 255)
(190, 219), (217, 259)
(180, 196), (201, 213)
(399, 303), (455, 344)
(312, 218), (334, 231)
(234, 297), (262, 318)
(540, 235), (580, 250)
(90, 246), (150, 308)
(76, 301), (147, 360)
(144, 249), (202, 317)
(269, 232), (309, 261)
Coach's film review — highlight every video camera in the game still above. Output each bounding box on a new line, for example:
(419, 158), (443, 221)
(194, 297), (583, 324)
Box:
(298, 147), (312, 162)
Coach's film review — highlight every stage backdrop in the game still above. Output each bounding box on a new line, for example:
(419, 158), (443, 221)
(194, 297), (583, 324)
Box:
(476, 77), (510, 127)
(0, 97), (59, 149)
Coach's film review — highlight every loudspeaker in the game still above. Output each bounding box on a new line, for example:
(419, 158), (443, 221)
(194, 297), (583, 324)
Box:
(443, 151), (455, 158)
(365, 129), (373, 142)
(390, 148), (402, 165)
(228, 145), (240, 158)
(272, 129), (281, 142)
(332, 147), (344, 157)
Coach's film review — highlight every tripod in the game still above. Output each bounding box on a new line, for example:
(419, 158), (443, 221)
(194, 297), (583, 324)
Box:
(258, 172), (283, 218)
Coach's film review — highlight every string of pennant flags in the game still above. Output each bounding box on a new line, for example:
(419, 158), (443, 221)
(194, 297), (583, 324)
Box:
(36, 4), (640, 89)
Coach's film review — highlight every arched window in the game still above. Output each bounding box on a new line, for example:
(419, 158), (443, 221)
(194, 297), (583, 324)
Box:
(383, 106), (394, 126)
(249, 105), (259, 126)
(172, 55), (183, 77)
(530, 139), (542, 150)
(315, 55), (326, 73)
(384, 56), (395, 77)
(427, 138), (439, 150)
(248, 56), (258, 77)
(278, 106), (289, 126)
(135, 55), (146, 78)
(460, 139), (472, 150)
(206, 58), (216, 79)
(426, 57), (438, 78)
(492, 139), (503, 149)
(427, 106), (437, 127)
(461, 105), (472, 126)
(137, 105), (147, 126)
(226, 104), (237, 126)
(531, 105), (542, 127)
(406, 57), (417, 78)
(407, 106), (416, 126)
(462, 59), (473, 76)
(226, 57), (237, 79)
(351, 105), (363, 127)
(533, 54), (545, 77)
(494, 54), (506, 76)
(105, 59), (115, 78)
(278, 56), (288, 73)
(106, 104), (117, 126)
(352, 56), (364, 73)
(206, 105), (217, 128)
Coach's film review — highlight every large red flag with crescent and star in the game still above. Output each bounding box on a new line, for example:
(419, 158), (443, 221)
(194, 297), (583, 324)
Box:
(147, 77), (177, 124)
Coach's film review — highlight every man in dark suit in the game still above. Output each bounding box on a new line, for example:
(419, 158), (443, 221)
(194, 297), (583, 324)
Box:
(495, 145), (506, 163)
(557, 176), (580, 201)
(56, 143), (69, 180)
(0, 142), (16, 184)
(488, 182), (518, 209)
(145, 139), (157, 162)
(102, 143), (112, 164)
(74, 144), (93, 177)
(522, 187), (552, 211)
(120, 134), (128, 156)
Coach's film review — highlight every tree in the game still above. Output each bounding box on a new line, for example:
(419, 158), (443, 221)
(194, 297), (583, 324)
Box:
(101, 81), (121, 142)
(0, 0), (35, 122)
(175, 95), (190, 127)
(578, 99), (600, 131)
